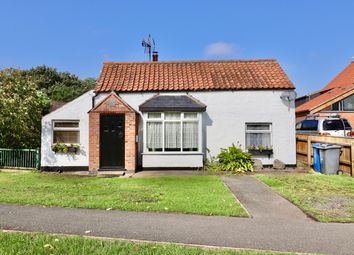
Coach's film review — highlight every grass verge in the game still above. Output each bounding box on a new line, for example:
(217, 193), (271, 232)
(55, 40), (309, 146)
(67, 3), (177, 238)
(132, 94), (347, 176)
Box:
(257, 173), (354, 222)
(0, 172), (247, 216)
(0, 231), (312, 255)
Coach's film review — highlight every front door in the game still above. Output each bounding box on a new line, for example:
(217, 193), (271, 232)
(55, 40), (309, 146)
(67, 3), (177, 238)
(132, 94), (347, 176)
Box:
(100, 114), (125, 169)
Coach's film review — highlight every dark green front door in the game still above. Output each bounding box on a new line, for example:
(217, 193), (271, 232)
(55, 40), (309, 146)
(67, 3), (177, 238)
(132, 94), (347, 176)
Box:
(100, 114), (125, 169)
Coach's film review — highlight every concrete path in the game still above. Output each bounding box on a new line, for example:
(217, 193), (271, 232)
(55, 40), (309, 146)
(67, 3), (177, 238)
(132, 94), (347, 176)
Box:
(1, 176), (354, 254)
(222, 176), (309, 220)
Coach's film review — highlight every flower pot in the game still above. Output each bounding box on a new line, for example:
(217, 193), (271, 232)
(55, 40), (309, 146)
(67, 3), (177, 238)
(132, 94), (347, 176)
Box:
(67, 147), (78, 153)
(248, 149), (273, 156)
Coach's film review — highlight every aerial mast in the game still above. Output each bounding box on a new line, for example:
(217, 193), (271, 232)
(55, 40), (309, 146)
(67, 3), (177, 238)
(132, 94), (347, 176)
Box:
(141, 34), (155, 61)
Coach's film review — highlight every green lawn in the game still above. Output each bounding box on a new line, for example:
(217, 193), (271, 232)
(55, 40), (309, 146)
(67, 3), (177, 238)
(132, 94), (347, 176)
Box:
(257, 173), (354, 222)
(0, 172), (247, 217)
(0, 231), (311, 255)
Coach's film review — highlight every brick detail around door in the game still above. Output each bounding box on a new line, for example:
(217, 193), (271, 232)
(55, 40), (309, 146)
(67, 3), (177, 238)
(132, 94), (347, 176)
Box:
(89, 93), (137, 172)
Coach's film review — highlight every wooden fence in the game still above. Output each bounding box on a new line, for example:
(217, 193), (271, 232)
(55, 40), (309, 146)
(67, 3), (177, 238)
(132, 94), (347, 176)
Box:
(0, 148), (40, 170)
(296, 134), (353, 176)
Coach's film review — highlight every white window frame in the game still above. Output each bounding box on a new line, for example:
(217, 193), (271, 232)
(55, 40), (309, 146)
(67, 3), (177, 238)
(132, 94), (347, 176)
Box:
(143, 112), (202, 154)
(52, 120), (80, 145)
(245, 123), (272, 148)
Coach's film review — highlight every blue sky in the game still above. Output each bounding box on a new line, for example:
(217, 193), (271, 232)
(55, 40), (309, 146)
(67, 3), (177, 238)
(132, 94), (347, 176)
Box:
(1, 0), (354, 96)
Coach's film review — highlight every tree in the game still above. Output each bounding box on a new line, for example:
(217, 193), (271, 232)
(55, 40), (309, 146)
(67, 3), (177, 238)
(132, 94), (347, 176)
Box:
(0, 66), (96, 149)
(25, 66), (96, 102)
(0, 69), (50, 148)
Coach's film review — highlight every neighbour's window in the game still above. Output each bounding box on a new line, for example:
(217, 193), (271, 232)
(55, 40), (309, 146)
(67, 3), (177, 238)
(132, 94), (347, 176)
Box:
(343, 95), (354, 111)
(146, 112), (199, 152)
(332, 102), (340, 111)
(331, 94), (354, 111)
(53, 121), (80, 144)
(245, 123), (272, 148)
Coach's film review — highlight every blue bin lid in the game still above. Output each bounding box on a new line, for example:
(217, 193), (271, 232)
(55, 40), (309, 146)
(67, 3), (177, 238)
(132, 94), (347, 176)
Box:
(313, 143), (341, 149)
(312, 143), (321, 148)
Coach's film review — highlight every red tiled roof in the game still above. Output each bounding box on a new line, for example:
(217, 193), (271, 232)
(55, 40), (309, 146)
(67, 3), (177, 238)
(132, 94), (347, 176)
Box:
(96, 59), (294, 92)
(296, 85), (354, 113)
(296, 62), (354, 113)
(323, 62), (354, 90)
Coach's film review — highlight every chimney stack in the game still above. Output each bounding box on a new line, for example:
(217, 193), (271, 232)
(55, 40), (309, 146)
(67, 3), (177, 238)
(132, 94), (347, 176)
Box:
(152, 51), (158, 62)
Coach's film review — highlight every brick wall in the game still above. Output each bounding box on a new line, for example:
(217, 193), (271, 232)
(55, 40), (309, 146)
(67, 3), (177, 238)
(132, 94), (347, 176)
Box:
(89, 93), (137, 172)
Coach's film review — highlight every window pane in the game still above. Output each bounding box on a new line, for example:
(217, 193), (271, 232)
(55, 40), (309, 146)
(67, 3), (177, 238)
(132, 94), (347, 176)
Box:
(147, 122), (162, 151)
(300, 120), (318, 131)
(332, 102), (339, 111)
(184, 113), (198, 119)
(246, 124), (270, 131)
(343, 95), (354, 111)
(165, 122), (181, 151)
(183, 122), (198, 151)
(53, 131), (79, 143)
(165, 112), (181, 120)
(147, 113), (161, 119)
(54, 122), (79, 128)
(343, 119), (352, 130)
(323, 120), (344, 130)
(246, 133), (271, 147)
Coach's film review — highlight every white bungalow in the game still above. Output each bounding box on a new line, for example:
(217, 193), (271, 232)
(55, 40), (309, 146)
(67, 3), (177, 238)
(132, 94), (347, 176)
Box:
(41, 59), (296, 172)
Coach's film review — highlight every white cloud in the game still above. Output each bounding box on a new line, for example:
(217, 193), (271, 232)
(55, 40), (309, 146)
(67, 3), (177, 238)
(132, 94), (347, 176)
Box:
(204, 42), (239, 58)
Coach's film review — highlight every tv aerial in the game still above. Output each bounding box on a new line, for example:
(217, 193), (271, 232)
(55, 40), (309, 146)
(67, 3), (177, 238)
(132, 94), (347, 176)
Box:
(280, 91), (297, 102)
(280, 91), (297, 110)
(141, 34), (155, 61)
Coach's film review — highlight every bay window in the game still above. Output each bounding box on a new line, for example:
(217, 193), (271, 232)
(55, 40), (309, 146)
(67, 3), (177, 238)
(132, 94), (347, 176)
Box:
(145, 112), (200, 152)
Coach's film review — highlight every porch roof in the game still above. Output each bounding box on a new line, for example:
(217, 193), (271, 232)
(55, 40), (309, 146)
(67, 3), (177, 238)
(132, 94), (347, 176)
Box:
(139, 95), (206, 112)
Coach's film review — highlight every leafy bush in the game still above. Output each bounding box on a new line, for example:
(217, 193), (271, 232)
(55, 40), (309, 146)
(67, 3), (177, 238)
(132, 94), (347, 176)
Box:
(205, 143), (253, 173)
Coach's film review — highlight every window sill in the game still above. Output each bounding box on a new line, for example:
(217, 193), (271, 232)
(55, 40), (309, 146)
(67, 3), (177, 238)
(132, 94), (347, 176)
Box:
(248, 149), (273, 159)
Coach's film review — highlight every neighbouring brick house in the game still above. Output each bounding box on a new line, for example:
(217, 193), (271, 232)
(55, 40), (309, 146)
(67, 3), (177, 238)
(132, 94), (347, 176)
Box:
(296, 61), (354, 125)
(41, 59), (296, 172)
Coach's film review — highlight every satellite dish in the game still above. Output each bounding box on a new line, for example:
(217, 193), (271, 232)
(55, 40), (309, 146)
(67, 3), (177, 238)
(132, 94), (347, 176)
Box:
(141, 34), (155, 61)
(280, 91), (297, 102)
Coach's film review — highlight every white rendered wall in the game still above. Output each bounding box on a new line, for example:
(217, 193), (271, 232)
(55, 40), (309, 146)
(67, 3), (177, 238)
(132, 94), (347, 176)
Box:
(41, 90), (95, 167)
(95, 90), (296, 166)
(142, 154), (204, 168)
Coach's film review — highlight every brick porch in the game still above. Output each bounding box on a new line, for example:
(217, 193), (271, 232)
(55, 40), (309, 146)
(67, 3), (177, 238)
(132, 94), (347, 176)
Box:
(89, 92), (138, 172)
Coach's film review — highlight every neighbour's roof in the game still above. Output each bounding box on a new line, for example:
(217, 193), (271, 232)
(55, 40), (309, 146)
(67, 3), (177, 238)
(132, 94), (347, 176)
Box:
(322, 62), (354, 90)
(296, 84), (354, 113)
(139, 95), (206, 112)
(96, 59), (294, 92)
(296, 62), (354, 113)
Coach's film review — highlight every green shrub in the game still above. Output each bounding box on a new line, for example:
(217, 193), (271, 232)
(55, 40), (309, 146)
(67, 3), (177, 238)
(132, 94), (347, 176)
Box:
(205, 143), (253, 173)
(51, 143), (80, 153)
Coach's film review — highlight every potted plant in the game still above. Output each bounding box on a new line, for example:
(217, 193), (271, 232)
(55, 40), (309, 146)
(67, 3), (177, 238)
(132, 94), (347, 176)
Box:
(68, 144), (80, 153)
(52, 143), (80, 154)
(246, 144), (273, 156)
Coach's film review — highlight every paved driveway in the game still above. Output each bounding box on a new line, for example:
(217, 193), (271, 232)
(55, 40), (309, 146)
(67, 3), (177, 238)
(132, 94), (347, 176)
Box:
(1, 176), (353, 254)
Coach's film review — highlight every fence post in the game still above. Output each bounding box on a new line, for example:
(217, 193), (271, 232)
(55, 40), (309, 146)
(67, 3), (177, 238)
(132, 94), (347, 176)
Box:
(307, 136), (312, 167)
(35, 148), (40, 170)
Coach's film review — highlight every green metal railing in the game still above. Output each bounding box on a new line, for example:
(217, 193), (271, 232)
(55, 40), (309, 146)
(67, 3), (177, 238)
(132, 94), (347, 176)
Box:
(0, 148), (40, 169)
